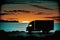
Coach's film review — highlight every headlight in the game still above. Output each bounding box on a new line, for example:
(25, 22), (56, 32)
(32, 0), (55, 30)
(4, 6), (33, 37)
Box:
(28, 24), (32, 27)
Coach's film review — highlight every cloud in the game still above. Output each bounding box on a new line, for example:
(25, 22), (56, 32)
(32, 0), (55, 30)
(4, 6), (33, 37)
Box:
(0, 13), (14, 15)
(34, 12), (44, 15)
(4, 10), (31, 13)
(45, 16), (60, 22)
(31, 5), (54, 10)
(1, 10), (31, 15)
(45, 16), (60, 18)
(45, 16), (60, 19)
(0, 13), (10, 15)
(34, 12), (52, 15)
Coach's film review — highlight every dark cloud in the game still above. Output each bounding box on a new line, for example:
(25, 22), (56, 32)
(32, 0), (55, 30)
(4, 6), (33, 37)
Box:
(0, 12), (15, 15)
(45, 16), (60, 22)
(45, 16), (60, 19)
(54, 18), (60, 22)
(0, 13), (10, 15)
(55, 18), (60, 20)
(31, 5), (54, 10)
(45, 16), (60, 18)
(4, 10), (31, 13)
(13, 10), (30, 13)
(34, 12), (52, 15)
(0, 10), (31, 15)
(34, 12), (44, 15)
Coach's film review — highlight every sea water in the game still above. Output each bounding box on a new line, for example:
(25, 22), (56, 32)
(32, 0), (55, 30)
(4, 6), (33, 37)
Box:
(0, 22), (60, 32)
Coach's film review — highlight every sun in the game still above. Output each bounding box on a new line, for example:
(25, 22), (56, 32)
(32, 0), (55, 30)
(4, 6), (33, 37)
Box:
(21, 21), (30, 23)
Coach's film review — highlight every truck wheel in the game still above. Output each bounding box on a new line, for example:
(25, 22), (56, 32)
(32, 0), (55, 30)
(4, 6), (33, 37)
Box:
(28, 31), (32, 34)
(43, 30), (49, 34)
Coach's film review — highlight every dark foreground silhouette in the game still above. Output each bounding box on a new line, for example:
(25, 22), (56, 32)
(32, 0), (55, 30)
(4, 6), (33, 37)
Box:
(0, 30), (60, 40)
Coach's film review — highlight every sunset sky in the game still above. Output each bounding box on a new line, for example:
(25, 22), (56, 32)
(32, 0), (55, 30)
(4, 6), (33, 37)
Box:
(1, 1), (60, 23)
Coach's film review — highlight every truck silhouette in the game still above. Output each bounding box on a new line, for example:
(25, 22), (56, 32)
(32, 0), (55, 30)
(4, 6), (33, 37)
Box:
(26, 20), (54, 33)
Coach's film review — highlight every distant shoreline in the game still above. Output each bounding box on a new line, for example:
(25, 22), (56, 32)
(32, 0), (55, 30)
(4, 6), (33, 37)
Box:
(0, 20), (18, 22)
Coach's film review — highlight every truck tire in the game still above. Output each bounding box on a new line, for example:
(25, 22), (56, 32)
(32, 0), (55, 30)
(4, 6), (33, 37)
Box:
(42, 30), (49, 34)
(28, 31), (32, 34)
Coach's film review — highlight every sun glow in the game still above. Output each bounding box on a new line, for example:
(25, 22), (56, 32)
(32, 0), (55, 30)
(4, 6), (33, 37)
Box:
(21, 21), (30, 23)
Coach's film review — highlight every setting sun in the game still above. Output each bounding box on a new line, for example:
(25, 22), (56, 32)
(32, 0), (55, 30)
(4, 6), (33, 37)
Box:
(21, 21), (30, 23)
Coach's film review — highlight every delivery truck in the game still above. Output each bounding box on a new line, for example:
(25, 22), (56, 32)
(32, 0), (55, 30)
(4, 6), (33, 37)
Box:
(26, 20), (54, 33)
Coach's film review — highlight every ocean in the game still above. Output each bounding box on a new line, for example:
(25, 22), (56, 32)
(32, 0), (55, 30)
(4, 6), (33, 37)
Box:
(0, 22), (60, 32)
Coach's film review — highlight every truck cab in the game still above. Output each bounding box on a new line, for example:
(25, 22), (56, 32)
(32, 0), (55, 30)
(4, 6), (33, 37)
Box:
(26, 20), (54, 33)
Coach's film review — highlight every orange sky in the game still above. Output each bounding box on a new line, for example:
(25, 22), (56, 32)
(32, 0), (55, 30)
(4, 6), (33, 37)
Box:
(1, 3), (59, 22)
(1, 12), (59, 22)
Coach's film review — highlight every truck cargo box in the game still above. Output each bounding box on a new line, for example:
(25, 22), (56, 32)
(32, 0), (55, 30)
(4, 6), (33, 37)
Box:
(26, 20), (54, 33)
